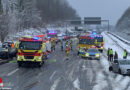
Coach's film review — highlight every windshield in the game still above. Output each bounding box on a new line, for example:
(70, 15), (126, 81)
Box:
(87, 49), (98, 53)
(79, 39), (95, 44)
(119, 60), (130, 65)
(96, 37), (103, 42)
(19, 41), (42, 50)
(47, 34), (56, 38)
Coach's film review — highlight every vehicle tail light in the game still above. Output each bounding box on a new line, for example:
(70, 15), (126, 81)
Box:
(18, 52), (24, 56)
(35, 53), (42, 56)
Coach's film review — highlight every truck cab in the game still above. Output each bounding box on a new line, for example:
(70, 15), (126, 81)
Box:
(17, 36), (45, 67)
(95, 35), (104, 52)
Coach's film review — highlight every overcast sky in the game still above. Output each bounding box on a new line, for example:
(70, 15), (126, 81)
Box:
(68, 0), (130, 25)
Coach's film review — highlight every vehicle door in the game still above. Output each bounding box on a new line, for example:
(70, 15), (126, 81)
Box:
(113, 60), (119, 72)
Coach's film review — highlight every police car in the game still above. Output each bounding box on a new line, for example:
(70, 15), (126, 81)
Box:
(85, 48), (100, 60)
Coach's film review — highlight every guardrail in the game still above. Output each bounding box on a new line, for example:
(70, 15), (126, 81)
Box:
(107, 32), (130, 55)
(107, 32), (130, 45)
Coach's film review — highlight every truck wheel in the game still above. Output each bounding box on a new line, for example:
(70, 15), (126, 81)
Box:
(101, 50), (103, 53)
(38, 62), (42, 67)
(118, 69), (121, 74)
(18, 62), (22, 67)
(77, 51), (79, 55)
(109, 66), (113, 71)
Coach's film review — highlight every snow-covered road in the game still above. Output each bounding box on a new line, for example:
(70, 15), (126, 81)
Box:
(0, 31), (130, 90)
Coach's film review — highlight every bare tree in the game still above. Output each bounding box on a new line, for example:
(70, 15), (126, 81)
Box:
(0, 14), (9, 42)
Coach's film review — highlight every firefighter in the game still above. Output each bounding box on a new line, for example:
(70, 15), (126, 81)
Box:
(61, 40), (63, 51)
(65, 45), (70, 60)
(15, 41), (19, 49)
(114, 51), (118, 60)
(109, 49), (113, 62)
(65, 40), (69, 46)
(51, 40), (55, 52)
(107, 48), (110, 61)
(53, 40), (56, 51)
(123, 49), (128, 59)
(70, 40), (73, 50)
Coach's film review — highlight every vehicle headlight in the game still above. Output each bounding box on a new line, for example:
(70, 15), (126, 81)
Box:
(101, 47), (103, 49)
(86, 53), (89, 57)
(17, 56), (22, 59)
(96, 54), (100, 57)
(37, 57), (41, 60)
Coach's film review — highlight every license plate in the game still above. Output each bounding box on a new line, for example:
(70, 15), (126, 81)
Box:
(26, 59), (32, 61)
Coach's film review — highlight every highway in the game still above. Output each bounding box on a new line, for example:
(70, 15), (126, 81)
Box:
(0, 41), (127, 90)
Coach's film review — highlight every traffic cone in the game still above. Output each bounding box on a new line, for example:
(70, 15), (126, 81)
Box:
(0, 77), (4, 88)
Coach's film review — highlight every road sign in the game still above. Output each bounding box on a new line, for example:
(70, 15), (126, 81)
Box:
(70, 17), (81, 25)
(70, 20), (81, 25)
(84, 17), (101, 24)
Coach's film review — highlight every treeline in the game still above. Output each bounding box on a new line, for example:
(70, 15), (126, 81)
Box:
(0, 0), (78, 42)
(36, 0), (78, 23)
(18, 0), (78, 28)
(116, 7), (130, 31)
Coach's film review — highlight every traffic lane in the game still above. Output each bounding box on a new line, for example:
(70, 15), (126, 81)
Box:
(1, 42), (129, 90)
(94, 54), (130, 90)
(29, 50), (104, 90)
(0, 63), (18, 77)
(0, 47), (112, 90)
(1, 45), (66, 90)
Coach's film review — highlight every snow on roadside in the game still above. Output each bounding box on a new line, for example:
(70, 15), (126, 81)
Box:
(99, 32), (130, 90)
(100, 55), (130, 90)
(102, 32), (130, 59)
(93, 72), (108, 90)
(108, 33), (130, 53)
(73, 78), (81, 90)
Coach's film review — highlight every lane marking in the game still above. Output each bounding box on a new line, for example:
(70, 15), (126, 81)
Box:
(50, 78), (61, 90)
(50, 71), (57, 80)
(73, 78), (81, 90)
(7, 68), (19, 76)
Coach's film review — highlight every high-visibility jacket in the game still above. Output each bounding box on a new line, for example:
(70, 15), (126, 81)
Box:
(123, 51), (127, 57)
(107, 49), (110, 55)
(61, 41), (63, 46)
(66, 41), (69, 46)
(109, 50), (113, 55)
(15, 41), (19, 49)
(11, 43), (14, 48)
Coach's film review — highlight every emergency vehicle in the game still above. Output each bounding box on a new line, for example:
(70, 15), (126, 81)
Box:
(47, 30), (58, 43)
(78, 35), (95, 55)
(95, 35), (104, 52)
(17, 36), (46, 67)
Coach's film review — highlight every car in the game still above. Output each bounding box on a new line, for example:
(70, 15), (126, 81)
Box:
(2, 41), (14, 48)
(109, 59), (130, 75)
(0, 47), (9, 59)
(79, 48), (100, 60)
(8, 47), (17, 58)
(85, 48), (100, 60)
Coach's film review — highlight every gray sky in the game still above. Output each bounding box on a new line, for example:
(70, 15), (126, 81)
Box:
(68, 0), (130, 25)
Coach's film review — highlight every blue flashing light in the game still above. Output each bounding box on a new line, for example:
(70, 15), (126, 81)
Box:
(48, 30), (57, 34)
(48, 37), (51, 39)
(33, 37), (40, 40)
(93, 32), (97, 35)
